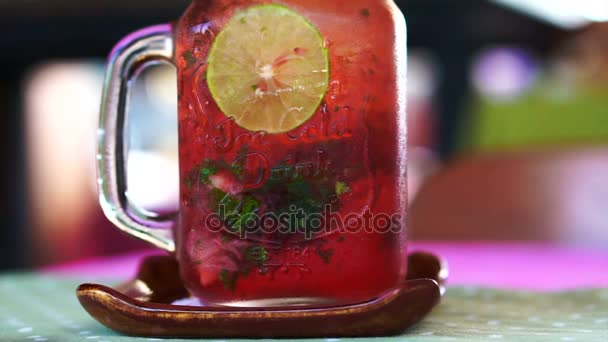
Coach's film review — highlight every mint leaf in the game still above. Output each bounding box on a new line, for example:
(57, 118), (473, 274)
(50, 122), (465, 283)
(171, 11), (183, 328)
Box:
(219, 269), (237, 291)
(230, 196), (260, 234)
(257, 174), (333, 237)
(213, 189), (260, 235)
(336, 181), (351, 196)
(199, 160), (218, 184)
(231, 162), (244, 177)
(245, 246), (268, 265)
(242, 196), (259, 214)
(213, 188), (239, 214)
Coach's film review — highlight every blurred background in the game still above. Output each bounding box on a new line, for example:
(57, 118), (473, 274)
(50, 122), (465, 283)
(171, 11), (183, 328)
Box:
(0, 0), (607, 270)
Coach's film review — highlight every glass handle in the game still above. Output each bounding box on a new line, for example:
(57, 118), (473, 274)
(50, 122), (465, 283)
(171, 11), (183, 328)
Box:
(97, 24), (177, 253)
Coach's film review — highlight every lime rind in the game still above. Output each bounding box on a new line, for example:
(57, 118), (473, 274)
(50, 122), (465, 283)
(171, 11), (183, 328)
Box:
(206, 4), (329, 134)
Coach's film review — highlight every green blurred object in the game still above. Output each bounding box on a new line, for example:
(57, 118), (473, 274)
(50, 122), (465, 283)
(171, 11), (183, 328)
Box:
(466, 81), (608, 152)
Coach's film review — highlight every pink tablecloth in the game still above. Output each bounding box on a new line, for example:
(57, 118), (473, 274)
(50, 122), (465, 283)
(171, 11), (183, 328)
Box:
(45, 242), (608, 290)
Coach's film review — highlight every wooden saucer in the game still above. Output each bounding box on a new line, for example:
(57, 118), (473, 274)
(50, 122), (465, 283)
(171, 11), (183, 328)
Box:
(77, 252), (446, 338)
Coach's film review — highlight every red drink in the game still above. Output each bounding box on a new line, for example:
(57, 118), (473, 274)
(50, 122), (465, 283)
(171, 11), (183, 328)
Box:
(175, 0), (407, 307)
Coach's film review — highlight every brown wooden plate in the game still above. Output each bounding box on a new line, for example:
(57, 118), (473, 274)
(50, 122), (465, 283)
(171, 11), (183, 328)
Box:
(77, 251), (446, 338)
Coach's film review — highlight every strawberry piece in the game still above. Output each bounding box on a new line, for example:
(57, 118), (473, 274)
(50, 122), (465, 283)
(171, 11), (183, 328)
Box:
(209, 170), (244, 195)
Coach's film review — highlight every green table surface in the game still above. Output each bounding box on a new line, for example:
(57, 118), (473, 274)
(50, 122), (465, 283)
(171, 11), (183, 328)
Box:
(0, 273), (606, 342)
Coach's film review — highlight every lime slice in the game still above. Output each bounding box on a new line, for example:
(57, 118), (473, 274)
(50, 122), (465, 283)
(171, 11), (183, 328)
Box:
(207, 4), (329, 133)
